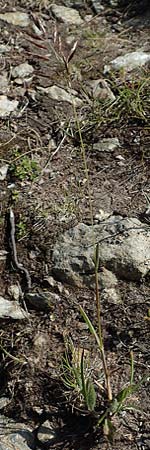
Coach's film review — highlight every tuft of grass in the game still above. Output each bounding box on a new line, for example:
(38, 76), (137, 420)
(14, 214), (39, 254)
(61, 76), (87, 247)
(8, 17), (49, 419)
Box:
(74, 72), (150, 137)
(61, 339), (96, 412)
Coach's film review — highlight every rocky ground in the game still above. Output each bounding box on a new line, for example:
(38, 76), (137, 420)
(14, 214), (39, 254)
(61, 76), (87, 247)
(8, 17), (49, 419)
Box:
(0, 1), (150, 449)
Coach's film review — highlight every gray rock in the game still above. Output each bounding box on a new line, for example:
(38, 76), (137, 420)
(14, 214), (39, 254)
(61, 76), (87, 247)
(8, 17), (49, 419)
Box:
(0, 164), (9, 181)
(93, 138), (120, 153)
(11, 62), (34, 79)
(0, 95), (19, 118)
(37, 85), (82, 107)
(51, 5), (83, 25)
(0, 415), (34, 450)
(52, 216), (150, 285)
(0, 296), (28, 319)
(104, 51), (150, 73)
(0, 12), (30, 27)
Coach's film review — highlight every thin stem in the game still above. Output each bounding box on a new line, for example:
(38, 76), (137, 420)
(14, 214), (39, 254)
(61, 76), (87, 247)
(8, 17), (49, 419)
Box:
(95, 244), (112, 401)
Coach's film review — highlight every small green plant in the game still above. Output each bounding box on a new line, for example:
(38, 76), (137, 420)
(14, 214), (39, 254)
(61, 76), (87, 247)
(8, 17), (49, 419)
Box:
(11, 190), (20, 202)
(10, 149), (39, 181)
(16, 218), (27, 239)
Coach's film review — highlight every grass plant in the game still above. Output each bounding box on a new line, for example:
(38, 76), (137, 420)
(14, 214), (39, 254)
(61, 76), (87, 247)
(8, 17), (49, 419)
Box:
(54, 31), (148, 441)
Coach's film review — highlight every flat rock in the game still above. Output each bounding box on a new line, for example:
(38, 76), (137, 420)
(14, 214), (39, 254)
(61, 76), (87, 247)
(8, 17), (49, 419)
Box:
(0, 95), (18, 118)
(11, 62), (34, 79)
(52, 216), (150, 285)
(104, 51), (150, 73)
(37, 85), (82, 107)
(51, 5), (83, 25)
(0, 12), (30, 27)
(0, 415), (34, 450)
(0, 296), (28, 319)
(93, 138), (120, 153)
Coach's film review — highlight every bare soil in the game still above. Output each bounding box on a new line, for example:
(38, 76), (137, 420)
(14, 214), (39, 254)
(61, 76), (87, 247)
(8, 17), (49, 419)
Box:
(0, 1), (149, 449)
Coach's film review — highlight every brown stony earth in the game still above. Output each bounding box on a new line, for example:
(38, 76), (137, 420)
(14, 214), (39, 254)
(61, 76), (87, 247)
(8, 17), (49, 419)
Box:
(0, 1), (150, 449)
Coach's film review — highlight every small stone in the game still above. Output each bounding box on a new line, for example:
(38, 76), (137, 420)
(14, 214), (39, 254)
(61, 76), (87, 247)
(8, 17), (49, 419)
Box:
(11, 62), (34, 79)
(91, 0), (104, 13)
(115, 154), (125, 161)
(90, 79), (115, 101)
(101, 287), (121, 304)
(43, 276), (56, 288)
(0, 72), (9, 94)
(37, 85), (82, 107)
(104, 51), (150, 73)
(51, 5), (83, 25)
(0, 164), (9, 181)
(0, 250), (8, 261)
(0, 397), (10, 410)
(0, 44), (11, 53)
(38, 420), (56, 444)
(93, 138), (120, 153)
(94, 209), (111, 222)
(25, 290), (60, 311)
(8, 284), (20, 301)
(0, 12), (30, 27)
(0, 95), (19, 118)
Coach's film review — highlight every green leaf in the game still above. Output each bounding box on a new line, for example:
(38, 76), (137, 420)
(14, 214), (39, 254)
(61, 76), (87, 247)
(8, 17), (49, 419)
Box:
(86, 381), (96, 411)
(80, 349), (87, 405)
(79, 306), (100, 347)
(130, 351), (134, 385)
(103, 418), (116, 443)
(116, 384), (136, 404)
